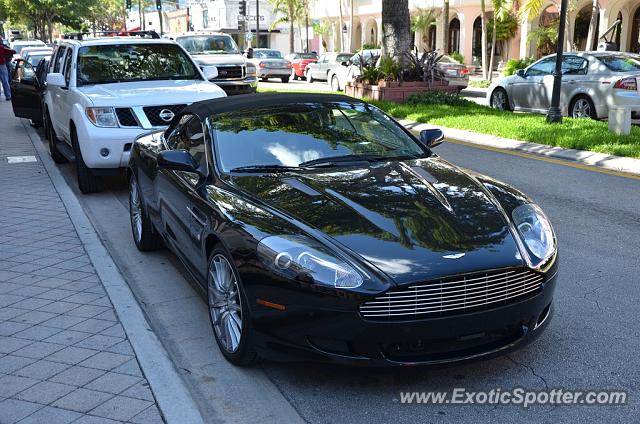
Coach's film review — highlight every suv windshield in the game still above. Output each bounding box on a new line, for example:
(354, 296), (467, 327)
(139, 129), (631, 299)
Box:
(175, 35), (239, 55)
(212, 102), (427, 172)
(254, 50), (282, 59)
(597, 54), (640, 72)
(77, 43), (200, 85)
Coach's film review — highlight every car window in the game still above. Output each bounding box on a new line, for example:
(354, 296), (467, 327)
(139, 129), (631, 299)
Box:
(176, 117), (206, 168)
(337, 54), (352, 63)
(211, 102), (427, 172)
(165, 115), (193, 150)
(597, 54), (640, 72)
(562, 56), (588, 75)
(62, 49), (73, 86)
(254, 50), (282, 59)
(14, 61), (35, 81)
(52, 46), (66, 73)
(526, 57), (556, 76)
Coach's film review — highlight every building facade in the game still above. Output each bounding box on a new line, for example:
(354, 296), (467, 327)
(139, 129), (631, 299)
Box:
(310, 0), (640, 65)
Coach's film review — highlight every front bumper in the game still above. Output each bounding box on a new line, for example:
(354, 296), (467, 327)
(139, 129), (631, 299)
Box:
(210, 77), (258, 95)
(247, 269), (558, 366)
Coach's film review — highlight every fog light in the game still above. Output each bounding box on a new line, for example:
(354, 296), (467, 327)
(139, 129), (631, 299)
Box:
(100, 148), (110, 157)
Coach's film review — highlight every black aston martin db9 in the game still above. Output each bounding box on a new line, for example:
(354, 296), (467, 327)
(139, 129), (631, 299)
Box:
(127, 93), (558, 366)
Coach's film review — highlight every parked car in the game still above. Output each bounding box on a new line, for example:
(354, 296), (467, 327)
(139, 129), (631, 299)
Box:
(488, 52), (640, 119)
(10, 58), (49, 127)
(436, 54), (469, 91)
(10, 39), (46, 58)
(128, 92), (558, 366)
(305, 52), (352, 83)
(246, 49), (292, 83)
(327, 49), (380, 91)
(284, 52), (317, 80)
(11, 34), (226, 194)
(20, 47), (53, 65)
(165, 31), (257, 95)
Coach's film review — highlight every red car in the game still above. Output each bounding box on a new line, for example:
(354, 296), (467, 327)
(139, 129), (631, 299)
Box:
(285, 52), (318, 80)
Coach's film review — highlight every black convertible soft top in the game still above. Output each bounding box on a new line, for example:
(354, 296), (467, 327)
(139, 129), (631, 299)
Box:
(182, 93), (365, 119)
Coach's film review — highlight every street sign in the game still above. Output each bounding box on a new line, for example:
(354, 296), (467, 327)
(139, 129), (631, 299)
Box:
(245, 32), (253, 41)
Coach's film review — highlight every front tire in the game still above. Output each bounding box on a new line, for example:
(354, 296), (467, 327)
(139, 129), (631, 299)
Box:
(207, 248), (259, 366)
(306, 70), (314, 83)
(71, 130), (102, 194)
(45, 111), (67, 164)
(331, 75), (341, 91)
(490, 87), (511, 111)
(129, 174), (163, 252)
(569, 95), (597, 119)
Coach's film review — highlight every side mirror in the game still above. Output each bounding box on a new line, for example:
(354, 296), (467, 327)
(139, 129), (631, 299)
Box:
(158, 150), (201, 174)
(419, 129), (444, 149)
(46, 72), (66, 87)
(341, 60), (349, 66)
(202, 65), (218, 80)
(516, 69), (526, 78)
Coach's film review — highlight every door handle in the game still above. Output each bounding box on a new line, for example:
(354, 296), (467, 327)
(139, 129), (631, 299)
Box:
(187, 206), (206, 226)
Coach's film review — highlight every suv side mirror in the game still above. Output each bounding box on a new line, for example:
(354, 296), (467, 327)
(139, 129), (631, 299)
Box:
(341, 60), (350, 66)
(158, 150), (201, 174)
(46, 72), (66, 87)
(419, 129), (444, 149)
(202, 65), (218, 80)
(516, 69), (526, 78)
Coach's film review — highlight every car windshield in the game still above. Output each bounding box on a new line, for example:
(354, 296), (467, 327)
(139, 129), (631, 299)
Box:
(212, 102), (428, 172)
(597, 54), (640, 72)
(175, 35), (239, 55)
(14, 43), (44, 54)
(27, 54), (49, 66)
(336, 53), (352, 62)
(76, 43), (200, 85)
(255, 50), (282, 59)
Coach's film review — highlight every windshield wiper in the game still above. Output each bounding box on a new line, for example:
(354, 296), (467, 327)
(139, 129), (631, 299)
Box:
(229, 165), (301, 173)
(299, 154), (387, 168)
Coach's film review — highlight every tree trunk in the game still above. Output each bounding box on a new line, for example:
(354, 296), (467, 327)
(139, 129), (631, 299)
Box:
(381, 0), (411, 62)
(488, 10), (497, 81)
(480, 0), (488, 80)
(349, 0), (354, 52)
(288, 2), (295, 53)
(586, 0), (598, 50)
(338, 0), (344, 51)
(442, 0), (450, 54)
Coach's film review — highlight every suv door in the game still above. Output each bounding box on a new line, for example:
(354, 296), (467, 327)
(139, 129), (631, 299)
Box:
(50, 46), (73, 142)
(10, 59), (43, 121)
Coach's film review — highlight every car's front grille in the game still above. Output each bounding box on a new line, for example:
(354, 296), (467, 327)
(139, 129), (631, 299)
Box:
(115, 108), (139, 127)
(143, 104), (186, 127)
(360, 268), (543, 320)
(213, 65), (243, 80)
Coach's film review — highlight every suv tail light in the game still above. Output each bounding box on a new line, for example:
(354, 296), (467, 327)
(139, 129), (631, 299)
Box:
(613, 77), (638, 90)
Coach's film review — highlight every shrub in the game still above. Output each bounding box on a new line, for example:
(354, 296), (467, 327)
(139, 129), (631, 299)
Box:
(379, 55), (401, 81)
(468, 79), (492, 88)
(504, 57), (535, 76)
(450, 51), (464, 64)
(406, 91), (473, 107)
(361, 43), (380, 50)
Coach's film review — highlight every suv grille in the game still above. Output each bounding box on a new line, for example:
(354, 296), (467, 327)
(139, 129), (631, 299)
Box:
(143, 105), (186, 127)
(115, 108), (139, 127)
(212, 65), (243, 80)
(360, 269), (543, 320)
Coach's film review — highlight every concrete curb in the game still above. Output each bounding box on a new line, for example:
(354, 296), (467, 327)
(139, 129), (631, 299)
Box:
(399, 119), (640, 177)
(22, 121), (205, 424)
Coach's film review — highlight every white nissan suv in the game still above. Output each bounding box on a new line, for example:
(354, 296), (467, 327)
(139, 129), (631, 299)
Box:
(43, 34), (226, 193)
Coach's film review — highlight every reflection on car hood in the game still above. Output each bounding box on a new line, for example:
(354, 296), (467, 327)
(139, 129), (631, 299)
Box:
(228, 157), (524, 284)
(77, 79), (226, 107)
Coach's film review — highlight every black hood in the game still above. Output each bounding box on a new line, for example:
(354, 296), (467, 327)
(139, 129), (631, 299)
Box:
(227, 157), (524, 284)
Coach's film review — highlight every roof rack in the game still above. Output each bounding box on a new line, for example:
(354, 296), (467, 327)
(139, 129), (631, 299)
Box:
(61, 30), (160, 40)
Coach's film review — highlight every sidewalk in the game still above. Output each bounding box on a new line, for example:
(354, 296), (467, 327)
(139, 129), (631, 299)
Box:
(0, 102), (163, 423)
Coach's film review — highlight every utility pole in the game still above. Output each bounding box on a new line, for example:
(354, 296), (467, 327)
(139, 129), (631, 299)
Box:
(156, 0), (163, 35)
(256, 0), (260, 48)
(546, 0), (569, 123)
(305, 0), (309, 52)
(138, 0), (143, 30)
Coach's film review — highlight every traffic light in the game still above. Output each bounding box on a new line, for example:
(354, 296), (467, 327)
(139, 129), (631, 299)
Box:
(239, 0), (246, 16)
(156, 0), (162, 11)
(125, 0), (132, 10)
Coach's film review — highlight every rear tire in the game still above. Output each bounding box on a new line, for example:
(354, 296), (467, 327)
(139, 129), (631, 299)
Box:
(281, 76), (290, 83)
(306, 70), (314, 83)
(129, 174), (164, 252)
(331, 75), (341, 91)
(207, 247), (259, 366)
(71, 130), (102, 194)
(46, 112), (67, 164)
(490, 87), (511, 111)
(569, 95), (597, 119)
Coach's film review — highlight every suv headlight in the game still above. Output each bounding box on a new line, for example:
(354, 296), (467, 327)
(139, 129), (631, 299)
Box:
(512, 204), (556, 268)
(86, 107), (118, 128)
(257, 235), (364, 289)
(246, 63), (256, 76)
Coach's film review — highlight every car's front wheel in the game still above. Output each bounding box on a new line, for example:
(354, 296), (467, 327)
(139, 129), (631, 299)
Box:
(129, 175), (163, 252)
(331, 75), (341, 91)
(490, 88), (510, 111)
(45, 111), (67, 164)
(71, 130), (102, 194)
(569, 95), (597, 119)
(306, 69), (314, 83)
(207, 248), (258, 365)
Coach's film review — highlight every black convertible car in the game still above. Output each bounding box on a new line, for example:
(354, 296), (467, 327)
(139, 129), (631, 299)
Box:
(128, 93), (558, 366)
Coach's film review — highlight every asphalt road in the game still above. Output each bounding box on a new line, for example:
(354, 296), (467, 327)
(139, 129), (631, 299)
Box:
(32, 126), (640, 423)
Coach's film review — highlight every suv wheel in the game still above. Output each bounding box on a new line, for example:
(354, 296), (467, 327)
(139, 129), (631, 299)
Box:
(45, 111), (67, 164)
(71, 130), (102, 194)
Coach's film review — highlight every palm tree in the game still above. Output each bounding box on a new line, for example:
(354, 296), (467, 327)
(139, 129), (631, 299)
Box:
(488, 0), (511, 81)
(519, 0), (571, 51)
(268, 0), (302, 53)
(381, 0), (411, 60)
(480, 0), (489, 79)
(442, 0), (449, 54)
(410, 8), (439, 50)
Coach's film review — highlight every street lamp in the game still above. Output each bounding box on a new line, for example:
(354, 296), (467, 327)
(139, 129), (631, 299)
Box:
(546, 0), (569, 123)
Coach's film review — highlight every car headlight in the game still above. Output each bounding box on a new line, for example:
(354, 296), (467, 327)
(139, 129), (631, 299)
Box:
(86, 107), (118, 128)
(246, 63), (256, 76)
(257, 235), (364, 289)
(512, 204), (556, 268)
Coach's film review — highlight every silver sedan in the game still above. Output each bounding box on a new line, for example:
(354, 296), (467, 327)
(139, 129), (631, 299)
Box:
(488, 52), (640, 119)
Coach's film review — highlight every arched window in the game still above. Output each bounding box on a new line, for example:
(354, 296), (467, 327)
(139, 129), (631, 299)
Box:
(473, 16), (482, 60)
(449, 17), (460, 53)
(428, 26), (437, 51)
(632, 7), (640, 53)
(574, 5), (599, 51)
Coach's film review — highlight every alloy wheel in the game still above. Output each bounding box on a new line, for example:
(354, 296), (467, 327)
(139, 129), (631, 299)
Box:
(208, 254), (243, 353)
(491, 89), (507, 110)
(129, 177), (143, 243)
(571, 99), (591, 118)
(331, 76), (340, 91)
